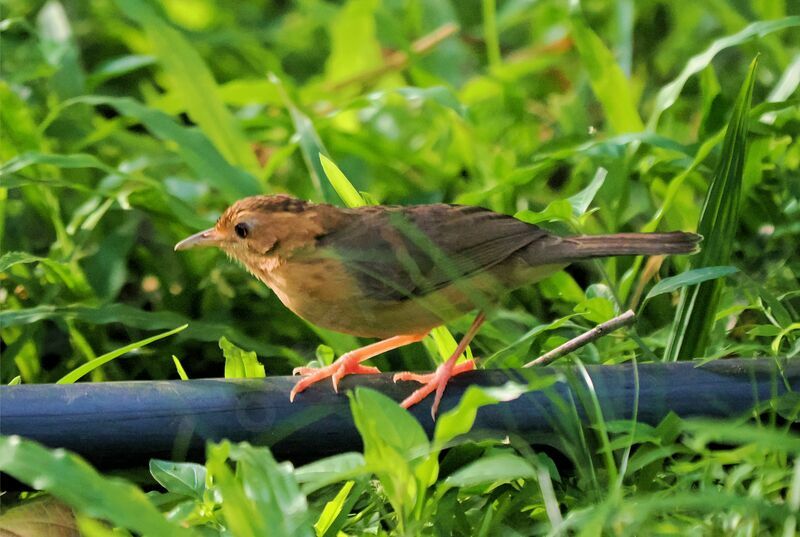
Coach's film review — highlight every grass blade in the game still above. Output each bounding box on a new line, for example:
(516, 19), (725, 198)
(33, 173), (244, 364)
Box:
(270, 73), (336, 202)
(41, 95), (260, 201)
(482, 0), (501, 68)
(570, 9), (643, 133)
(115, 0), (261, 177)
(172, 355), (189, 380)
(647, 17), (799, 130)
(57, 324), (188, 383)
(320, 154), (365, 208)
(665, 58), (757, 361)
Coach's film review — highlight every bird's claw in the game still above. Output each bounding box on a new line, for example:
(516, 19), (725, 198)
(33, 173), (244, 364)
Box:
(394, 359), (476, 419)
(290, 354), (381, 401)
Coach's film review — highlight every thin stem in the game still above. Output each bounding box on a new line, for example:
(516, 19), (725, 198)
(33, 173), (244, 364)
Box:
(482, 0), (501, 68)
(523, 310), (636, 368)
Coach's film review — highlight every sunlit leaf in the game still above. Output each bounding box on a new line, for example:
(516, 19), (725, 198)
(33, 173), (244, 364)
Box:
(57, 324), (188, 383)
(645, 266), (739, 302)
(220, 336), (266, 378)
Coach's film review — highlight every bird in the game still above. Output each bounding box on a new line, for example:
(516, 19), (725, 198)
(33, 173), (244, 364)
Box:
(175, 194), (700, 418)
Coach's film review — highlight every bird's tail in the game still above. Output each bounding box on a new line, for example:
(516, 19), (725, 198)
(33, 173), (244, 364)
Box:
(544, 231), (701, 263)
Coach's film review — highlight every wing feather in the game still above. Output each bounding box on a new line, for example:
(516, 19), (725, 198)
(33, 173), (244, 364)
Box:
(315, 204), (549, 301)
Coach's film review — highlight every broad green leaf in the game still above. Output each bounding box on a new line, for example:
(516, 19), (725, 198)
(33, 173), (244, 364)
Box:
(205, 443), (270, 537)
(324, 0), (383, 85)
(515, 199), (573, 225)
(220, 336), (266, 378)
(149, 460), (206, 499)
(294, 452), (367, 495)
(648, 17), (800, 130)
(665, 58), (757, 361)
(349, 388), (429, 463)
(568, 168), (607, 216)
(443, 453), (536, 489)
(0, 435), (193, 536)
(227, 442), (313, 537)
(434, 383), (528, 448)
(349, 388), (429, 523)
(574, 296), (616, 324)
(0, 251), (47, 272)
(115, 0), (261, 176)
(0, 496), (77, 537)
(570, 12), (643, 133)
(645, 266), (739, 302)
(57, 324), (188, 383)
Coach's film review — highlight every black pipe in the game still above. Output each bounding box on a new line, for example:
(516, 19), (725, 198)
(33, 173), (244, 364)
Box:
(0, 359), (796, 469)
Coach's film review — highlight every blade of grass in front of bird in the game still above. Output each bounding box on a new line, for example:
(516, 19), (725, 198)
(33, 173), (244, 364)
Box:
(665, 58), (757, 361)
(319, 153), (465, 364)
(114, 0), (261, 177)
(57, 324), (188, 383)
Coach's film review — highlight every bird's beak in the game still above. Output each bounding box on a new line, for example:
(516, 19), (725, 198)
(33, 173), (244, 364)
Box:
(174, 228), (222, 251)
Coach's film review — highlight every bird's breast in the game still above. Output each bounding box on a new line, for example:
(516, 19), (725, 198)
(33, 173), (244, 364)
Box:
(254, 257), (459, 338)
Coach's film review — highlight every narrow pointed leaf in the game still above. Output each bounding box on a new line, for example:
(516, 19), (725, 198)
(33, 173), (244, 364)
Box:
(665, 58), (757, 361)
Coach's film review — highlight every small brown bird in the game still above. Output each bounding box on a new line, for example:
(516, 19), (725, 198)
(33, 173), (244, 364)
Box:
(176, 195), (699, 417)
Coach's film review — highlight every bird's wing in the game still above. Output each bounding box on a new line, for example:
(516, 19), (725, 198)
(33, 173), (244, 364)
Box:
(315, 204), (552, 301)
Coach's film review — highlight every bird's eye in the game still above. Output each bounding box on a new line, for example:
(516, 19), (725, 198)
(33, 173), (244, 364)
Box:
(234, 222), (249, 239)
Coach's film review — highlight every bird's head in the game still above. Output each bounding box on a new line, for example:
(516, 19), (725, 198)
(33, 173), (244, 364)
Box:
(174, 195), (320, 273)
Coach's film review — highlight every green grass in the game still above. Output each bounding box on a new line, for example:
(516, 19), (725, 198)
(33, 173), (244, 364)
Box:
(1, 0), (799, 535)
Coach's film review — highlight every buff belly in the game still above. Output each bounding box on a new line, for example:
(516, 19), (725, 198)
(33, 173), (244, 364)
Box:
(261, 257), (564, 338)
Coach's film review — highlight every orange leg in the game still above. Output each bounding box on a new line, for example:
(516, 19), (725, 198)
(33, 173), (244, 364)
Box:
(394, 311), (486, 420)
(290, 332), (429, 401)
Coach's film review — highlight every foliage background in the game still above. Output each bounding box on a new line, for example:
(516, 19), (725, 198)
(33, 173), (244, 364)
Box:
(1, 0), (799, 535)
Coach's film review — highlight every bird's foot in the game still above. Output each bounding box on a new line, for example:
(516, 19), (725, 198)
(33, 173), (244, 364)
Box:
(290, 353), (381, 401)
(393, 359), (476, 419)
